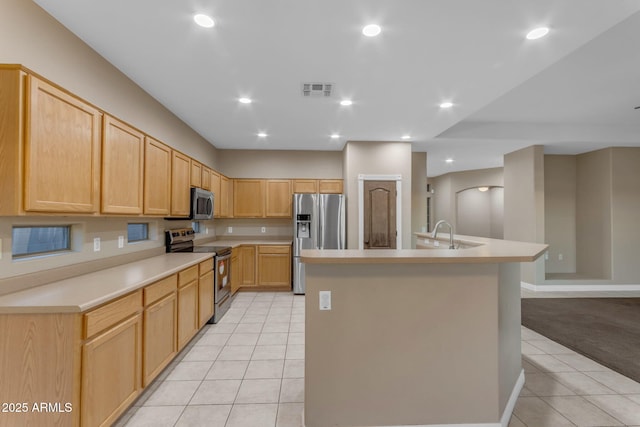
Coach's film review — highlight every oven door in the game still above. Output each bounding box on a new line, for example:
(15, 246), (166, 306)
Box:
(215, 252), (231, 302)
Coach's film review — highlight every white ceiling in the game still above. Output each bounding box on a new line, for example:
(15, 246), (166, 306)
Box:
(33, 0), (640, 177)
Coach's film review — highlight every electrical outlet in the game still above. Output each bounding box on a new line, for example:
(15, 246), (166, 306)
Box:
(93, 237), (101, 252)
(227, 226), (233, 234)
(0, 238), (2, 259)
(118, 236), (124, 249)
(205, 227), (209, 234)
(545, 252), (549, 260)
(558, 253), (563, 261)
(261, 227), (266, 233)
(319, 291), (332, 310)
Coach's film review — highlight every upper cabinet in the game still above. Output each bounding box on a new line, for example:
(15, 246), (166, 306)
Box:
(265, 179), (292, 218)
(293, 179), (318, 194)
(0, 67), (103, 215)
(211, 171), (221, 217)
(171, 151), (191, 217)
(220, 175), (232, 218)
(190, 160), (202, 188)
(144, 137), (172, 216)
(102, 115), (144, 214)
(234, 179), (265, 218)
(201, 167), (211, 191)
(319, 179), (343, 194)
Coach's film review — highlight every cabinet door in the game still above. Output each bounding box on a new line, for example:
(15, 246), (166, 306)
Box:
(144, 137), (172, 215)
(81, 313), (142, 427)
(231, 248), (241, 295)
(101, 115), (144, 214)
(171, 151), (191, 216)
(191, 160), (202, 188)
(234, 179), (265, 217)
(143, 293), (177, 387)
(293, 179), (318, 194)
(201, 167), (211, 191)
(240, 246), (256, 286)
(211, 171), (221, 217)
(265, 179), (292, 218)
(24, 75), (102, 213)
(198, 270), (214, 327)
(220, 175), (231, 218)
(319, 179), (343, 194)
(257, 245), (292, 287)
(177, 280), (199, 350)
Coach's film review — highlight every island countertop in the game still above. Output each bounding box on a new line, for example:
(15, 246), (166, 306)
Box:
(301, 233), (547, 264)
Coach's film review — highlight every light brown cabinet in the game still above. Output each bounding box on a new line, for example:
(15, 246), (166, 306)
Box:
(211, 171), (221, 217)
(257, 245), (292, 288)
(191, 160), (202, 188)
(144, 137), (172, 215)
(101, 115), (144, 214)
(171, 151), (191, 217)
(319, 179), (344, 194)
(220, 175), (232, 217)
(142, 275), (178, 387)
(240, 245), (257, 287)
(81, 292), (143, 427)
(201, 167), (211, 191)
(0, 67), (103, 215)
(265, 179), (292, 218)
(234, 179), (265, 217)
(177, 266), (199, 350)
(293, 179), (318, 194)
(198, 259), (214, 327)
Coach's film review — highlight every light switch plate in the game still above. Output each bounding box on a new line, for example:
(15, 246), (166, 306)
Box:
(93, 237), (101, 252)
(0, 238), (2, 259)
(205, 227), (209, 234)
(118, 236), (124, 249)
(261, 227), (266, 233)
(227, 226), (233, 234)
(319, 291), (331, 310)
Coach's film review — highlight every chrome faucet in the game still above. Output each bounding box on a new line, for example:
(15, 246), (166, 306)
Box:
(431, 220), (455, 249)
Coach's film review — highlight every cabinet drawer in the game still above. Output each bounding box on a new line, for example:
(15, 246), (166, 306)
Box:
(144, 274), (177, 306)
(84, 291), (142, 339)
(199, 258), (213, 275)
(258, 245), (291, 254)
(178, 265), (198, 287)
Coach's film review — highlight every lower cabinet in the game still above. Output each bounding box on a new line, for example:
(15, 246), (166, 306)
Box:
(231, 247), (241, 295)
(81, 313), (142, 427)
(257, 245), (292, 288)
(143, 293), (177, 386)
(198, 259), (214, 327)
(240, 245), (257, 287)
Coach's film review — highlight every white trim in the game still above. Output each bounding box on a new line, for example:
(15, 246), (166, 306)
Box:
(522, 281), (640, 292)
(358, 174), (403, 250)
(302, 370), (524, 427)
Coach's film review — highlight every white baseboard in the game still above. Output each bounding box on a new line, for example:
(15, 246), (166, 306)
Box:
(300, 370), (524, 427)
(522, 281), (640, 292)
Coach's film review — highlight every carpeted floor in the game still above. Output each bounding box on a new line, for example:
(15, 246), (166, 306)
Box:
(521, 298), (640, 383)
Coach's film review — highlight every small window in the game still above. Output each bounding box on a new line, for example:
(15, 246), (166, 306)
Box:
(127, 223), (149, 243)
(12, 226), (71, 258)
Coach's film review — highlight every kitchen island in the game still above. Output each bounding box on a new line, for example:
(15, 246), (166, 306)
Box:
(300, 234), (546, 427)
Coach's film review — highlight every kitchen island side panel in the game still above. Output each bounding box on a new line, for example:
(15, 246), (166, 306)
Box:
(305, 262), (503, 427)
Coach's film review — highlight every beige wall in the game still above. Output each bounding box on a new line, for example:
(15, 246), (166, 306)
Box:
(0, 0), (219, 287)
(544, 155), (577, 274)
(216, 150), (342, 178)
(504, 146), (545, 285)
(456, 187), (504, 239)
(411, 152), (428, 247)
(430, 167), (504, 232)
(575, 149), (612, 279)
(342, 141), (413, 249)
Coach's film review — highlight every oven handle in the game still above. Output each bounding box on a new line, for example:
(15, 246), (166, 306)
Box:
(215, 252), (232, 263)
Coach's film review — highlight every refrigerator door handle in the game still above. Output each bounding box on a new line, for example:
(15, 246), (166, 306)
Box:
(318, 195), (324, 250)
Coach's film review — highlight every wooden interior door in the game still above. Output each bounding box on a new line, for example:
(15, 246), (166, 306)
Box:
(363, 180), (397, 249)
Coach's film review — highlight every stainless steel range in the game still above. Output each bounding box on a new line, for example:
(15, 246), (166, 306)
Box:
(166, 228), (232, 323)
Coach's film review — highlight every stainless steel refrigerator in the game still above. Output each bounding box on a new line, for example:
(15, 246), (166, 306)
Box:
(292, 193), (345, 294)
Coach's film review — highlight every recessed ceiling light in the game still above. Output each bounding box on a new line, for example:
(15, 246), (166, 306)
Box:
(401, 135), (411, 140)
(445, 158), (454, 163)
(526, 27), (549, 40)
(340, 99), (353, 106)
(330, 134), (340, 139)
(194, 14), (215, 28)
(257, 132), (267, 138)
(238, 97), (252, 104)
(439, 102), (454, 109)
(362, 24), (382, 37)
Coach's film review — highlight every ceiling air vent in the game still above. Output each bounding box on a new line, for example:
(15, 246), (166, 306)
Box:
(302, 82), (333, 97)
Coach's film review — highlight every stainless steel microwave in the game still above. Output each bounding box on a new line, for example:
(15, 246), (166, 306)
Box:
(191, 187), (214, 220)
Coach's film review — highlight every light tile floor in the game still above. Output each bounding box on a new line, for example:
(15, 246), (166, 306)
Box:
(117, 291), (640, 427)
